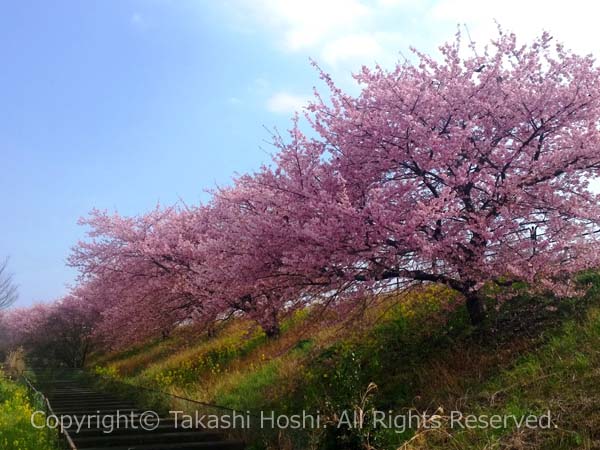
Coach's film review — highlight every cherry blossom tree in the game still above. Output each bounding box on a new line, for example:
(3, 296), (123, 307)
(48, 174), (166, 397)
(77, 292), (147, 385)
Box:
(201, 127), (376, 335)
(2, 296), (99, 367)
(298, 30), (600, 323)
(66, 29), (600, 347)
(68, 207), (211, 347)
(202, 30), (600, 325)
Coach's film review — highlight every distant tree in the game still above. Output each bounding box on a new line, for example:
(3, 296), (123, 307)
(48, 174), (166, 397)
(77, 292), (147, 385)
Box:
(0, 257), (18, 309)
(0, 312), (10, 360)
(2, 296), (99, 368)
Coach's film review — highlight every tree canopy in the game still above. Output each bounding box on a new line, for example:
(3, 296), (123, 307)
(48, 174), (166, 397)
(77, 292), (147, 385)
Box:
(6, 29), (600, 351)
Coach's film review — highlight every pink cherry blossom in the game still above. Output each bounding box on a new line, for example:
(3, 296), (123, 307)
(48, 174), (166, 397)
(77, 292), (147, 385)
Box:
(9, 29), (600, 350)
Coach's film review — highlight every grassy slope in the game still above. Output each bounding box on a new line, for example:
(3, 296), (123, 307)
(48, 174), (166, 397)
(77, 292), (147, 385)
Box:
(90, 276), (600, 450)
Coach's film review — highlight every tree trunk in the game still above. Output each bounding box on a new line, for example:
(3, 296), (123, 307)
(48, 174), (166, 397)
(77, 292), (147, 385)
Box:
(466, 294), (486, 325)
(264, 324), (280, 339)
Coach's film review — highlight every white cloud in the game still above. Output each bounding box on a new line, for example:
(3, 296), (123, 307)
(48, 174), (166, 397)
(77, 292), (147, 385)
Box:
(221, 0), (600, 112)
(238, 0), (372, 51)
(225, 0), (600, 72)
(321, 33), (382, 67)
(266, 92), (310, 114)
(321, 31), (408, 67)
(224, 1), (432, 75)
(429, 0), (600, 55)
(376, 0), (412, 6)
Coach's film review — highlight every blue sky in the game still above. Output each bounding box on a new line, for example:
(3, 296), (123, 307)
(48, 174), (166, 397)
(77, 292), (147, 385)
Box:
(1, 0), (598, 306)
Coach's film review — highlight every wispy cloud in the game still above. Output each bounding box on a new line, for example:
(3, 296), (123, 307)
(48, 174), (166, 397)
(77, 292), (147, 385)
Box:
(221, 0), (600, 113)
(266, 92), (310, 114)
(321, 33), (382, 67)
(130, 12), (150, 30)
(236, 0), (372, 51)
(320, 32), (406, 68)
(222, 0), (440, 78)
(224, 0), (600, 70)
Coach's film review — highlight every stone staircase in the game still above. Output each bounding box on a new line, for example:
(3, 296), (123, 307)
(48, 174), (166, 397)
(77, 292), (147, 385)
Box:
(31, 374), (246, 450)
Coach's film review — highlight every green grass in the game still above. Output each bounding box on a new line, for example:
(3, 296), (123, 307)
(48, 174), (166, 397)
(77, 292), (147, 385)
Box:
(0, 371), (62, 450)
(407, 307), (600, 450)
(89, 278), (600, 449)
(215, 359), (282, 409)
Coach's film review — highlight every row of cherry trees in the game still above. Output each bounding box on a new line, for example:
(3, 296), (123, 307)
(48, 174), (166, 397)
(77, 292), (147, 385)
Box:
(4, 30), (600, 358)
(0, 295), (98, 366)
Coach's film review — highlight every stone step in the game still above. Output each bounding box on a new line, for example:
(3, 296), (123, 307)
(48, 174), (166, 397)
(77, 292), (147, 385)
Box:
(47, 393), (112, 398)
(77, 441), (245, 450)
(68, 422), (200, 437)
(72, 430), (225, 447)
(51, 407), (143, 415)
(50, 401), (136, 409)
(51, 410), (149, 419)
